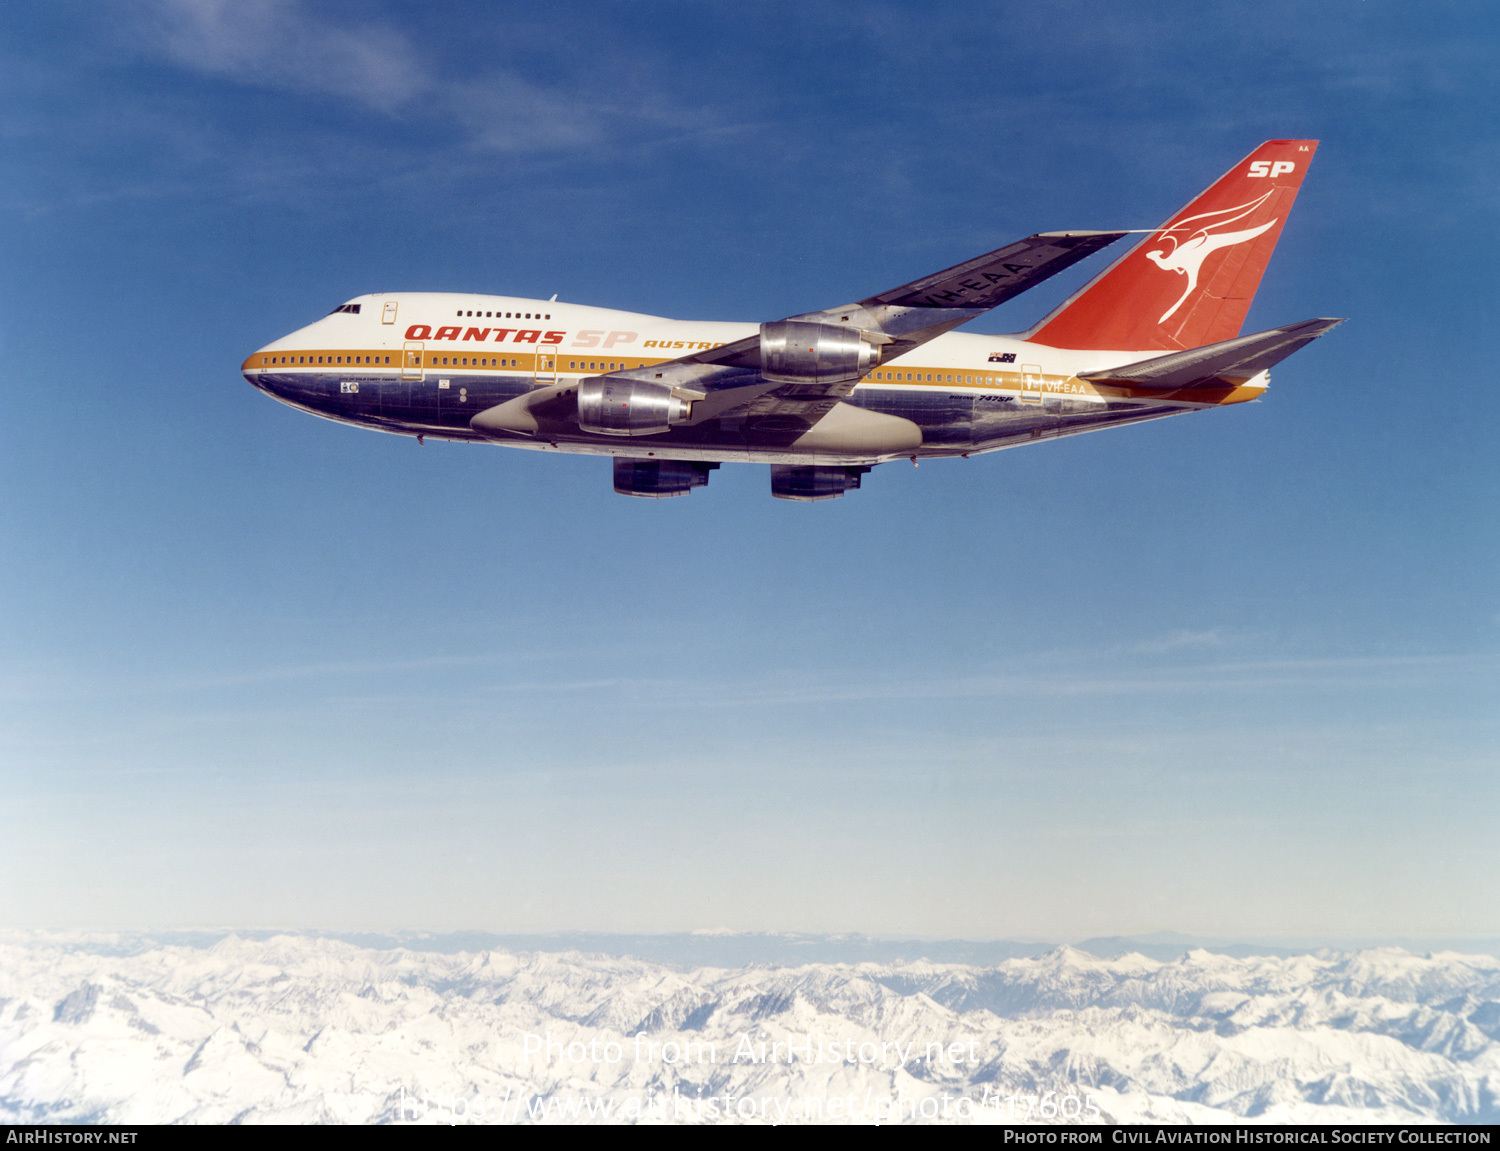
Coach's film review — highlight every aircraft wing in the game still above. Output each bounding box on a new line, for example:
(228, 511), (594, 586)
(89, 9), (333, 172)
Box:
(847, 230), (1129, 358)
(647, 230), (1126, 383)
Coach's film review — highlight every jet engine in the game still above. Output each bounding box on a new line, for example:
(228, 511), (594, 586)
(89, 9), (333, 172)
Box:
(613, 457), (718, 498)
(577, 378), (692, 436)
(760, 321), (883, 385)
(769, 464), (872, 502)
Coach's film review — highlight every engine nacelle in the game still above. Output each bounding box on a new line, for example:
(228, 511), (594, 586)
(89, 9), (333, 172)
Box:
(769, 464), (872, 502)
(614, 457), (718, 498)
(760, 321), (882, 385)
(577, 378), (691, 436)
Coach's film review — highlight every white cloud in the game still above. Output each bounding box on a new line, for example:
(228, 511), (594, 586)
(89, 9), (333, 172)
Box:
(135, 0), (710, 156)
(148, 0), (429, 113)
(1133, 628), (1229, 654)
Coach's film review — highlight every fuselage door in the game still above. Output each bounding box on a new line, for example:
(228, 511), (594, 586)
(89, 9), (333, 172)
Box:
(403, 342), (425, 381)
(535, 345), (560, 386)
(382, 301), (398, 325)
(1020, 363), (1044, 405)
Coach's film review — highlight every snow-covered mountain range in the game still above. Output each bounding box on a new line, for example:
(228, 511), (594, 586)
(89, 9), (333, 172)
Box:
(2, 933), (1497, 1124)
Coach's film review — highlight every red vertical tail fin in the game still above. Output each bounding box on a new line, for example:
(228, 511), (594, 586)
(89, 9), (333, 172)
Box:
(1028, 140), (1318, 352)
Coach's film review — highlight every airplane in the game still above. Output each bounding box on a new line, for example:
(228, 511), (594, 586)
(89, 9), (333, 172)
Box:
(242, 139), (1340, 501)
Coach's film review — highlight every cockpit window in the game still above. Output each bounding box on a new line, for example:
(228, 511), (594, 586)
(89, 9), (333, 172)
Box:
(329, 303), (362, 315)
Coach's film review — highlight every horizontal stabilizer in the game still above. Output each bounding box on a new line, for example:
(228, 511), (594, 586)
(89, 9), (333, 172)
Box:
(1077, 317), (1344, 390)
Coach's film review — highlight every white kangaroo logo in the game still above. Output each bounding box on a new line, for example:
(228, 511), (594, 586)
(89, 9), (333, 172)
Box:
(1145, 190), (1278, 324)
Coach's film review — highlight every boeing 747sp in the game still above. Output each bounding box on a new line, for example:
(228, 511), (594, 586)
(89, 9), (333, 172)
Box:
(243, 140), (1340, 500)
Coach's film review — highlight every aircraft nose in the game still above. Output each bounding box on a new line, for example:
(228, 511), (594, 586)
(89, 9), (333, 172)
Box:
(242, 348), (284, 396)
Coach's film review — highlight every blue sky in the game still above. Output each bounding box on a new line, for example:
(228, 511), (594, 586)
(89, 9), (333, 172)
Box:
(1, 0), (1496, 938)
